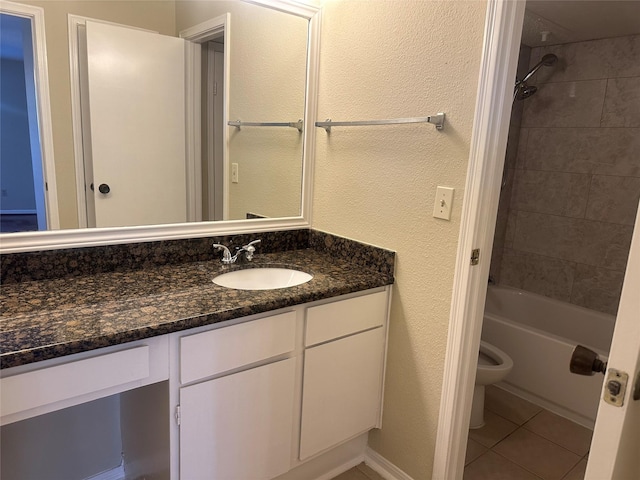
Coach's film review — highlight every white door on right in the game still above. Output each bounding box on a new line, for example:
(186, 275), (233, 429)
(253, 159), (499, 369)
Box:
(85, 20), (187, 228)
(586, 203), (640, 479)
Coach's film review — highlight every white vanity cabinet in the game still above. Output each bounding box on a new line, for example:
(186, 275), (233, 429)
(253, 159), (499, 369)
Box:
(176, 311), (299, 480)
(300, 291), (388, 460)
(173, 289), (390, 478)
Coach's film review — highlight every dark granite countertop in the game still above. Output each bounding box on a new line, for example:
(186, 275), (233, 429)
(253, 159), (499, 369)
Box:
(1, 248), (394, 369)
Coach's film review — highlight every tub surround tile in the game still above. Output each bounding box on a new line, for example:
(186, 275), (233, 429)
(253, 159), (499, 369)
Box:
(493, 429), (582, 480)
(522, 80), (607, 128)
(512, 212), (633, 271)
(505, 126), (523, 170)
(492, 35), (638, 315)
(601, 77), (640, 127)
(485, 386), (543, 427)
(468, 411), (519, 449)
(504, 213), (518, 249)
(570, 264), (625, 315)
(511, 170), (590, 218)
(515, 128), (529, 170)
(524, 128), (640, 177)
(523, 411), (593, 457)
(499, 249), (575, 302)
(463, 451), (541, 480)
(535, 39), (610, 83)
(607, 35), (640, 78)
(585, 175), (640, 226)
(532, 35), (640, 83)
(0, 231), (395, 369)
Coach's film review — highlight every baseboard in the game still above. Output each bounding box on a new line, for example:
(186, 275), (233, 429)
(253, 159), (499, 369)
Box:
(496, 382), (595, 430)
(364, 447), (415, 480)
(86, 463), (125, 480)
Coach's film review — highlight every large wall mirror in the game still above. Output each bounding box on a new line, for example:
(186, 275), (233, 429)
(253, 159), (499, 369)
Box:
(0, 0), (320, 252)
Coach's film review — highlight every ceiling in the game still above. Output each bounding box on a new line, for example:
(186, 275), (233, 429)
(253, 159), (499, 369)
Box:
(522, 0), (640, 47)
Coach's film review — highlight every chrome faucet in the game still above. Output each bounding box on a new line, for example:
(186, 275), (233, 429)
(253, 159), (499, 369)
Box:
(212, 239), (261, 264)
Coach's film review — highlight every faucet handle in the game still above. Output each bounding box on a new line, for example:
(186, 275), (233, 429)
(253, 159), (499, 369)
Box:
(212, 243), (233, 263)
(243, 239), (261, 260)
(244, 239), (261, 248)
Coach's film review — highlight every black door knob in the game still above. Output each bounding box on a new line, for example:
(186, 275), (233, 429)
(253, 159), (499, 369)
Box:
(98, 184), (111, 194)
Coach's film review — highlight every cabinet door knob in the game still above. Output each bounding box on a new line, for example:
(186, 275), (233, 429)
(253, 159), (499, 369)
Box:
(98, 184), (111, 194)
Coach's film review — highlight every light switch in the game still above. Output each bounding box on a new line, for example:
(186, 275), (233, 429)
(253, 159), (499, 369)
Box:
(433, 186), (454, 220)
(231, 163), (239, 183)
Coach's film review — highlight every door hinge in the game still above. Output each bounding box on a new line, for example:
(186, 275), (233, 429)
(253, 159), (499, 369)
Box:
(470, 248), (480, 266)
(604, 369), (628, 407)
(213, 81), (218, 96)
(175, 405), (181, 426)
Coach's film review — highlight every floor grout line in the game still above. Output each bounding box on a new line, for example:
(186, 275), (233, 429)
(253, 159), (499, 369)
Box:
(464, 388), (591, 480)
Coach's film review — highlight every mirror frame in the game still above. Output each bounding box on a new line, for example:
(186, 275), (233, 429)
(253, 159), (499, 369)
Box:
(0, 0), (320, 253)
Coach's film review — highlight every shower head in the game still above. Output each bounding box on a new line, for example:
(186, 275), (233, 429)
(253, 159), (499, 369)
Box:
(513, 53), (558, 101)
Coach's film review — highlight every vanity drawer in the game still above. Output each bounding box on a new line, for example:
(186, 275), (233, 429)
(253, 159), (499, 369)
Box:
(1, 346), (150, 419)
(180, 311), (297, 384)
(305, 291), (388, 347)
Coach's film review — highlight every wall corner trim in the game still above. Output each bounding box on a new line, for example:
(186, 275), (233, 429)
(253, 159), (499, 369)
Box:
(432, 0), (526, 479)
(364, 447), (415, 480)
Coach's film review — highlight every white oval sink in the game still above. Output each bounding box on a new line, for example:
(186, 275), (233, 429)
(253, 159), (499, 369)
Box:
(212, 267), (313, 290)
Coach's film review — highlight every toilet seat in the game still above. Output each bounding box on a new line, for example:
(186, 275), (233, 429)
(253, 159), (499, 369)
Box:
(476, 341), (513, 385)
(470, 341), (514, 429)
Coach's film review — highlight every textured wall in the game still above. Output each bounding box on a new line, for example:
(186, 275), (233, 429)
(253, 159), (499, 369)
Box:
(494, 35), (640, 315)
(311, 1), (487, 478)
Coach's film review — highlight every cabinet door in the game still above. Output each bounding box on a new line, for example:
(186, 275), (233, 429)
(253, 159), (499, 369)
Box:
(180, 358), (296, 480)
(300, 327), (385, 460)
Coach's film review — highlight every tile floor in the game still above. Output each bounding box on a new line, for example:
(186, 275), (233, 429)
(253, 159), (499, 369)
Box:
(331, 386), (592, 480)
(464, 385), (592, 480)
(331, 462), (386, 480)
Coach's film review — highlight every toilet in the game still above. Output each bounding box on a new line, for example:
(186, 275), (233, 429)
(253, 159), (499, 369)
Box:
(470, 341), (514, 429)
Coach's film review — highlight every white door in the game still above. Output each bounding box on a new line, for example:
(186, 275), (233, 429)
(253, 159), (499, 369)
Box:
(585, 204), (640, 479)
(85, 21), (187, 228)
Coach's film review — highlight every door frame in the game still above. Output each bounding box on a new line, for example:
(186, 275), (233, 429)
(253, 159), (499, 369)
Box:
(180, 13), (230, 221)
(0, 0), (59, 230)
(432, 0), (526, 478)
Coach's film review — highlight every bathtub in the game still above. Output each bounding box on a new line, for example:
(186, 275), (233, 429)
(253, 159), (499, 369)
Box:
(482, 285), (616, 428)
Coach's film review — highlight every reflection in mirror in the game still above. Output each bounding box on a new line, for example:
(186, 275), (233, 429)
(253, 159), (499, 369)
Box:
(0, 0), (311, 237)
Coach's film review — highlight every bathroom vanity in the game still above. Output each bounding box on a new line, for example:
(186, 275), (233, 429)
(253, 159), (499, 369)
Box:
(0, 233), (394, 480)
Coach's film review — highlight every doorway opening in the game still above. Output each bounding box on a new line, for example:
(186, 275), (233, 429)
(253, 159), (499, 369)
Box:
(464, 2), (640, 478)
(0, 12), (45, 232)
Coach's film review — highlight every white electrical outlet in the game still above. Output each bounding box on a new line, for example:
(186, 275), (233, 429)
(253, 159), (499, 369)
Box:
(231, 163), (239, 183)
(433, 186), (454, 220)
